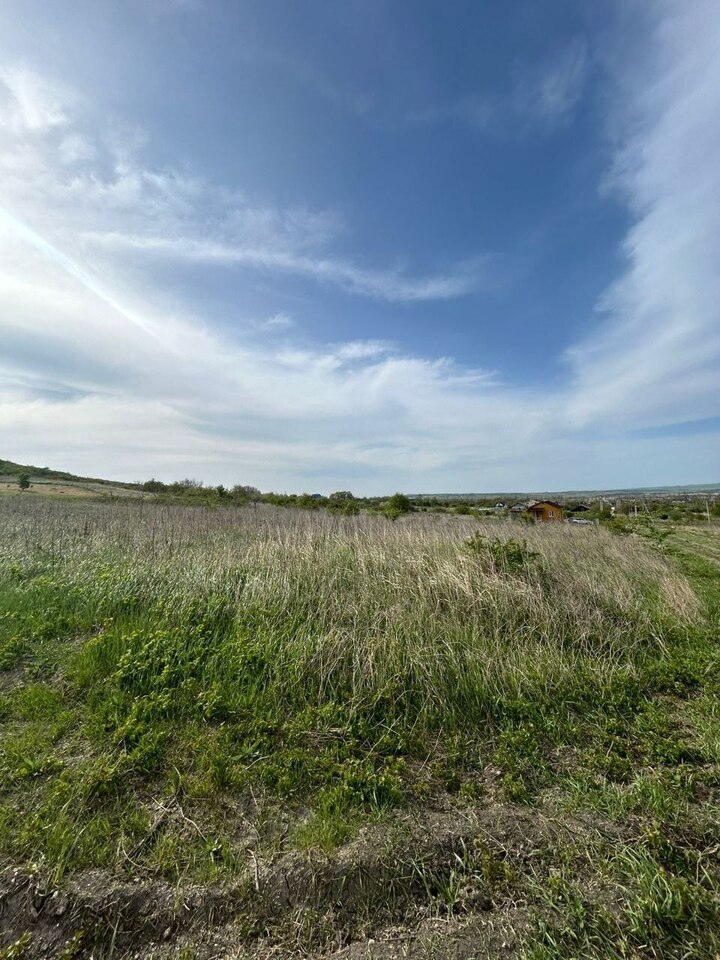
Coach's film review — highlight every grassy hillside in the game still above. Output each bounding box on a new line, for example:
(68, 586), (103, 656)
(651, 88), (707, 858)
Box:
(0, 459), (146, 501)
(0, 498), (718, 958)
(0, 458), (137, 487)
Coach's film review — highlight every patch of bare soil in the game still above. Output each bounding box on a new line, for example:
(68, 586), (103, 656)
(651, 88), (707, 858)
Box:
(0, 867), (241, 958)
(144, 905), (538, 960)
(0, 804), (621, 959)
(0, 667), (26, 693)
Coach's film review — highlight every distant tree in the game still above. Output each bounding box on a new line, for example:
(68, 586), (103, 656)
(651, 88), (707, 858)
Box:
(173, 478), (202, 490)
(329, 490), (354, 501)
(383, 492), (413, 520)
(231, 485), (261, 500)
(297, 493), (323, 510)
(328, 497), (360, 515)
(142, 478), (166, 493)
(216, 484), (227, 497)
(17, 473), (30, 492)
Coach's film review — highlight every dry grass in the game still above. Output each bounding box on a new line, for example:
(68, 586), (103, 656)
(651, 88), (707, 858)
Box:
(0, 498), (700, 724)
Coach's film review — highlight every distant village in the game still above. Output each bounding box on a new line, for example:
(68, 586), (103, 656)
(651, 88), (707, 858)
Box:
(493, 499), (595, 523)
(414, 489), (719, 525)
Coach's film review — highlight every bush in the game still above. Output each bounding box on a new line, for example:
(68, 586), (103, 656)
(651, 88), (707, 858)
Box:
(142, 479), (166, 493)
(465, 533), (539, 574)
(232, 485), (261, 500)
(384, 493), (413, 519)
(327, 498), (360, 516)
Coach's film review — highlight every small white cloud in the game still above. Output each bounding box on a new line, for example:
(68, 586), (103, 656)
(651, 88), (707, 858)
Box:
(414, 37), (588, 137)
(262, 312), (294, 330)
(334, 340), (390, 362)
(523, 38), (588, 124)
(0, 66), (70, 132)
(58, 134), (96, 165)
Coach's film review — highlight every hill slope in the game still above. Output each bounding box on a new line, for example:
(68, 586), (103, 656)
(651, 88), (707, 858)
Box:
(0, 458), (138, 488)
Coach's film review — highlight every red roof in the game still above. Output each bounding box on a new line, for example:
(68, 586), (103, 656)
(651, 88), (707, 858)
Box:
(528, 500), (562, 510)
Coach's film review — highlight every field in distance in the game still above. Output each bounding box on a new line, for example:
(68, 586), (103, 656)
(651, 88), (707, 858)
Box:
(0, 459), (146, 500)
(0, 493), (719, 959)
(0, 479), (147, 499)
(3, 457), (718, 515)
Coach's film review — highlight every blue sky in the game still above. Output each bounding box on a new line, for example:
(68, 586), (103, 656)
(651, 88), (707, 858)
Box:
(0, 0), (718, 493)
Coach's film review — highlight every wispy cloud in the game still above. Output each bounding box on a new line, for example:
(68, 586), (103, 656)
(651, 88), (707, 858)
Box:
(0, 67), (484, 305)
(405, 37), (589, 136)
(84, 231), (487, 303)
(0, 65), (71, 131)
(566, 0), (720, 430)
(515, 38), (588, 126)
(261, 312), (294, 331)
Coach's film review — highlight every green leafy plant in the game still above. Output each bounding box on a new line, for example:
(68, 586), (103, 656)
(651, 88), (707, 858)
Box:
(465, 532), (539, 573)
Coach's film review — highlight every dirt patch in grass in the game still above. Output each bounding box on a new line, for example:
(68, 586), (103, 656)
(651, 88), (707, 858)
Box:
(0, 866), (242, 958)
(147, 905), (540, 960)
(0, 803), (620, 959)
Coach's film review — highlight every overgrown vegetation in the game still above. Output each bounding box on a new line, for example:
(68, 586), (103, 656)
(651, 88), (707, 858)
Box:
(0, 496), (718, 957)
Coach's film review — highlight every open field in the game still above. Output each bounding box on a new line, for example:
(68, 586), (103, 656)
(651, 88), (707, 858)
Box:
(670, 528), (720, 571)
(0, 481), (148, 500)
(0, 498), (718, 958)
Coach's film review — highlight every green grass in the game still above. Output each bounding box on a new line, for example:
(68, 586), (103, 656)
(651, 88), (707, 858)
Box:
(0, 499), (718, 956)
(519, 524), (720, 958)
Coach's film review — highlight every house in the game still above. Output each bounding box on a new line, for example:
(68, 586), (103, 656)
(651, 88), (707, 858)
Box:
(527, 500), (563, 522)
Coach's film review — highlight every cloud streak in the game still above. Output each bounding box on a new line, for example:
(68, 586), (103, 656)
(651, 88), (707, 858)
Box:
(0, 66), (485, 306)
(405, 37), (589, 136)
(566, 0), (720, 430)
(84, 232), (486, 303)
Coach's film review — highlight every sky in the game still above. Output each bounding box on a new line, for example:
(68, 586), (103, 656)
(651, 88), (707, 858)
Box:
(0, 0), (719, 494)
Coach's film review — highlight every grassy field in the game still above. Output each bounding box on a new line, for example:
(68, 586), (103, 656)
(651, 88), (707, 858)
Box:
(0, 480), (147, 500)
(0, 497), (718, 958)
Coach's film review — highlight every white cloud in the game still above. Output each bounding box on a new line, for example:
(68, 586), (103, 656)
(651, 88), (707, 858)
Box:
(0, 66), (485, 306)
(262, 312), (294, 331)
(566, 0), (720, 430)
(521, 38), (588, 124)
(58, 133), (96, 165)
(0, 65), (70, 131)
(84, 231), (486, 303)
(406, 37), (588, 136)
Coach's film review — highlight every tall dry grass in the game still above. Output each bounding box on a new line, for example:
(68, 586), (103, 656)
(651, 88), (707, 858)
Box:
(0, 497), (699, 725)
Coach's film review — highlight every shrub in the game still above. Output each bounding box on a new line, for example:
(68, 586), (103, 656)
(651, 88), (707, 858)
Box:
(328, 498), (360, 516)
(141, 478), (166, 493)
(465, 533), (539, 574)
(384, 492), (413, 519)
